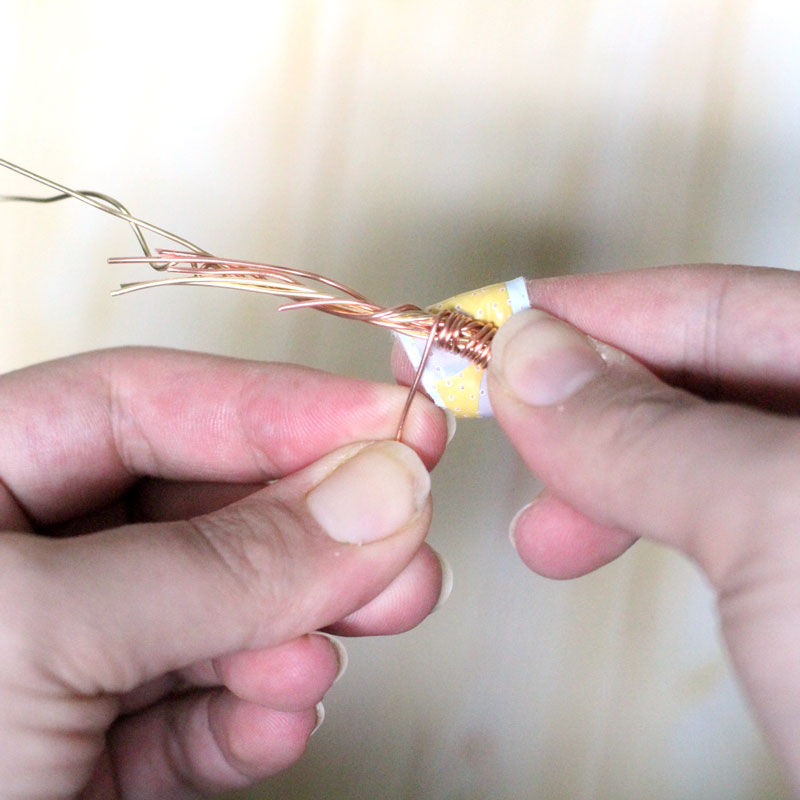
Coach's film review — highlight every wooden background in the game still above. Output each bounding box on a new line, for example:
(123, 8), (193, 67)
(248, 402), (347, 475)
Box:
(2, 2), (798, 797)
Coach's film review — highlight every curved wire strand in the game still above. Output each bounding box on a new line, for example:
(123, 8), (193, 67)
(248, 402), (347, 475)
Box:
(1, 189), (156, 262)
(0, 158), (208, 268)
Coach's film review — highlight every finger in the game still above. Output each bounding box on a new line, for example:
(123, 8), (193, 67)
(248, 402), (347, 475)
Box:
(0, 347), (447, 525)
(488, 309), (799, 585)
(51, 486), (450, 636)
(326, 544), (451, 636)
(119, 633), (345, 715)
(509, 491), (637, 580)
(107, 689), (319, 797)
(526, 264), (800, 409)
(400, 320), (638, 579)
(211, 633), (344, 711)
(7, 439), (433, 693)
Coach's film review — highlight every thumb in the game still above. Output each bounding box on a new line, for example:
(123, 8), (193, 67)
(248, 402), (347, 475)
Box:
(487, 308), (797, 585)
(7, 440), (432, 694)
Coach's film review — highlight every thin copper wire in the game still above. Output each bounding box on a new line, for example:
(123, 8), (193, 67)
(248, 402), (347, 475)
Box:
(394, 310), (445, 442)
(1, 158), (497, 441)
(0, 158), (209, 267)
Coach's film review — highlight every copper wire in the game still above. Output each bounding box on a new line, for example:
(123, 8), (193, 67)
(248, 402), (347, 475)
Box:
(1, 159), (497, 441)
(0, 158), (209, 268)
(426, 308), (496, 369)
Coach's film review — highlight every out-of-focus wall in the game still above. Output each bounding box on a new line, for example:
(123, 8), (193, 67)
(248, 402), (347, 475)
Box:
(1, 2), (797, 798)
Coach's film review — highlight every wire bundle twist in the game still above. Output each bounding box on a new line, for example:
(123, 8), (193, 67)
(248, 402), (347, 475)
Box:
(1, 158), (498, 440)
(110, 250), (498, 364)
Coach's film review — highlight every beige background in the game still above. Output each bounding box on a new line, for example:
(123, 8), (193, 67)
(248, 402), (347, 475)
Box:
(1, 2), (798, 798)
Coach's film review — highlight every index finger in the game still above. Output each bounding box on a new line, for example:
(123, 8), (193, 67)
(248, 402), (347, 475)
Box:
(0, 347), (447, 525)
(527, 264), (800, 409)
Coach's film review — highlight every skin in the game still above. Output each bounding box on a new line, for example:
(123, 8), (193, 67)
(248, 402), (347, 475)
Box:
(485, 264), (800, 793)
(0, 348), (448, 799)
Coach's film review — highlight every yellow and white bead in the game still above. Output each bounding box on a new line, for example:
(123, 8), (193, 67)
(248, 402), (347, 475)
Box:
(397, 277), (529, 418)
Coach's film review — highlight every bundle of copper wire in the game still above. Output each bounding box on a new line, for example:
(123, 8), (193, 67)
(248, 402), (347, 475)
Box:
(110, 250), (498, 368)
(1, 158), (498, 440)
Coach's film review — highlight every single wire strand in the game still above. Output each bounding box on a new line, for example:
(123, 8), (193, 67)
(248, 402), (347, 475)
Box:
(1, 190), (156, 261)
(0, 158), (208, 267)
(394, 310), (444, 441)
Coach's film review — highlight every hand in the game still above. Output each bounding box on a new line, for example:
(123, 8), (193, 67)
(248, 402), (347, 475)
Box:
(0, 347), (448, 799)
(487, 265), (800, 790)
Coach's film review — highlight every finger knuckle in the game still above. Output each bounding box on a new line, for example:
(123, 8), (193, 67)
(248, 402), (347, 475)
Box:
(186, 498), (302, 614)
(107, 380), (161, 475)
(599, 382), (694, 473)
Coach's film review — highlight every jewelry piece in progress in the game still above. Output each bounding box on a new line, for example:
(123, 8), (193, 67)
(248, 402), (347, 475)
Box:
(0, 158), (529, 438)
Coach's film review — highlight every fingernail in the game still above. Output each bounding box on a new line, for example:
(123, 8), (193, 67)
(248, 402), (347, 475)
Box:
(508, 499), (538, 550)
(431, 550), (454, 613)
(311, 702), (325, 736)
(444, 409), (457, 444)
(492, 309), (605, 405)
(310, 632), (349, 684)
(307, 442), (430, 544)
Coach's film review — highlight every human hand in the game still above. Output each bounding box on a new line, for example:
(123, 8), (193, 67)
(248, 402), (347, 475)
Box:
(487, 265), (800, 790)
(0, 347), (448, 799)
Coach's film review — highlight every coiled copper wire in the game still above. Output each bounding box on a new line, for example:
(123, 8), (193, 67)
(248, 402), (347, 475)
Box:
(427, 309), (496, 368)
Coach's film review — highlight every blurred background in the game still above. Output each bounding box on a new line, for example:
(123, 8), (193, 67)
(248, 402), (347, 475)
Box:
(2, 1), (798, 797)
